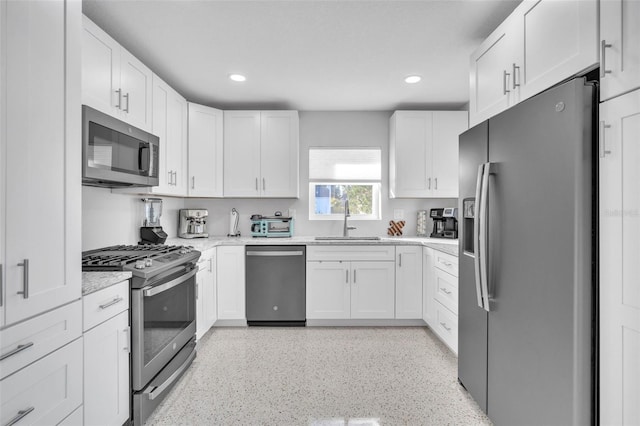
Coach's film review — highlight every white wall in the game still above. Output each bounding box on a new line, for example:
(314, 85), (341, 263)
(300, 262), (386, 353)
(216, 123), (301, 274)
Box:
(183, 111), (457, 237)
(83, 111), (457, 248)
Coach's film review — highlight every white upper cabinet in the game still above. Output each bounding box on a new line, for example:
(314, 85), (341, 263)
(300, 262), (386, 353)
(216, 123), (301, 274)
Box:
(470, 0), (598, 126)
(188, 103), (224, 197)
(82, 15), (152, 132)
(2, 0), (81, 326)
(389, 111), (467, 198)
(600, 0), (640, 101)
(224, 110), (299, 198)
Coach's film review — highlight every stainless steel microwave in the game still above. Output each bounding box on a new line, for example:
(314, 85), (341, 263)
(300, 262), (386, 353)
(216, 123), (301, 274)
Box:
(82, 105), (159, 187)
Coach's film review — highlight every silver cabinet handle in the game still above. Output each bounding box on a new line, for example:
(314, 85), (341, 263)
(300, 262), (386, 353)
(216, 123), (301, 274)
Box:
(434, 177), (438, 190)
(1, 264), (3, 307)
(255, 178), (258, 191)
(17, 259), (29, 299)
(427, 177), (431, 189)
(440, 322), (451, 332)
(123, 327), (130, 353)
(173, 171), (177, 187)
(115, 89), (122, 109)
(439, 259), (453, 267)
(601, 40), (612, 78)
(512, 63), (520, 89)
(503, 70), (511, 95)
(168, 171), (173, 186)
(399, 253), (402, 267)
(473, 164), (485, 309)
(5, 407), (35, 426)
(0, 342), (34, 361)
(99, 296), (124, 310)
(123, 92), (130, 113)
(191, 176), (195, 190)
(441, 288), (452, 295)
(599, 121), (612, 158)
(353, 269), (356, 283)
(262, 178), (266, 191)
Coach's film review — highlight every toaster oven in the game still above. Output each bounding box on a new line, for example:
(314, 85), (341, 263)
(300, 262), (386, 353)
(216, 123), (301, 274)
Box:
(251, 217), (294, 238)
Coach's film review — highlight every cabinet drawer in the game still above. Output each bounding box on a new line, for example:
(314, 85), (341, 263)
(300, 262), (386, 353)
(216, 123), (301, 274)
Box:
(0, 301), (82, 380)
(433, 300), (458, 354)
(83, 281), (129, 332)
(434, 268), (458, 314)
(307, 245), (395, 261)
(433, 251), (458, 277)
(1, 338), (83, 426)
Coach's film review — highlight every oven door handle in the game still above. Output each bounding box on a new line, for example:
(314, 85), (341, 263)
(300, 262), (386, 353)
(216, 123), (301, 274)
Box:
(147, 347), (197, 400)
(143, 268), (197, 297)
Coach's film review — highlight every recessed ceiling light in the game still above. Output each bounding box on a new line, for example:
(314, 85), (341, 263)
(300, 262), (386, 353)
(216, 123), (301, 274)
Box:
(229, 74), (246, 82)
(404, 75), (422, 84)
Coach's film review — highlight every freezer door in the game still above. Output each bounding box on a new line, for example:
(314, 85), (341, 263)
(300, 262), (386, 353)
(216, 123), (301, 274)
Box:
(457, 121), (489, 413)
(486, 78), (594, 425)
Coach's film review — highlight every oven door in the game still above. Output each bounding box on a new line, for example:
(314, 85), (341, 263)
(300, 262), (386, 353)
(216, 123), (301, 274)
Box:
(131, 267), (197, 391)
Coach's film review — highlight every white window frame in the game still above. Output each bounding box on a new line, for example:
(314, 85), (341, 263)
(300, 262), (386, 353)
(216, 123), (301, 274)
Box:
(308, 182), (382, 221)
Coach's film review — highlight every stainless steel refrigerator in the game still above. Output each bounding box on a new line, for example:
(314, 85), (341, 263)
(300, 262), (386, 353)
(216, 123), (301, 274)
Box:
(458, 77), (596, 425)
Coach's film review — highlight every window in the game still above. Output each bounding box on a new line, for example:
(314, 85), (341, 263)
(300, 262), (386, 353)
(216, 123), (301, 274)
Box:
(309, 148), (382, 220)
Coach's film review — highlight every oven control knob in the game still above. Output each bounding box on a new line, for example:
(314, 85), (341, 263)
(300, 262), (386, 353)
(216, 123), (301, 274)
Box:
(135, 260), (146, 269)
(145, 258), (153, 267)
(179, 248), (187, 255)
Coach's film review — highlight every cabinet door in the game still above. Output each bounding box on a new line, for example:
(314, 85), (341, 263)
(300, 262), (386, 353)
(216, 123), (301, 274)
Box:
(167, 90), (188, 195)
(81, 15), (120, 117)
(431, 111), (468, 198)
(306, 262), (350, 319)
(119, 47), (152, 132)
(216, 246), (245, 320)
(389, 111), (431, 198)
(601, 0), (640, 101)
(223, 111), (261, 197)
(434, 268), (458, 314)
(469, 18), (520, 127)
(351, 262), (395, 319)
(151, 74), (172, 193)
(84, 311), (130, 426)
(204, 250), (217, 328)
(188, 103), (224, 197)
(195, 267), (205, 339)
(395, 246), (423, 319)
(1, 338), (82, 426)
(518, 0), (598, 102)
(259, 111), (299, 198)
(599, 90), (640, 426)
(422, 248), (435, 327)
(4, 0), (81, 325)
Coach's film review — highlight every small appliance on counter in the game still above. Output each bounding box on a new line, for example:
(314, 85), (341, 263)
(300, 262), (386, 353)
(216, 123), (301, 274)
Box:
(430, 207), (458, 239)
(417, 210), (428, 236)
(140, 198), (167, 244)
(228, 208), (241, 237)
(179, 209), (208, 238)
(251, 211), (294, 238)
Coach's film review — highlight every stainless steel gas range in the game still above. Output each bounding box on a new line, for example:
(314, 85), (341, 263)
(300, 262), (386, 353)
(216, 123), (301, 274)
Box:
(82, 244), (201, 425)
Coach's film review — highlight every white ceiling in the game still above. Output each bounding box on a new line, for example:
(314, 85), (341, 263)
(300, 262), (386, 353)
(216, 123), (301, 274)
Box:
(82, 0), (521, 111)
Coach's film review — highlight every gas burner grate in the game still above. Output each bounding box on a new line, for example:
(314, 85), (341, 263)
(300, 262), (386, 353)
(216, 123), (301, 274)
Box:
(81, 244), (188, 270)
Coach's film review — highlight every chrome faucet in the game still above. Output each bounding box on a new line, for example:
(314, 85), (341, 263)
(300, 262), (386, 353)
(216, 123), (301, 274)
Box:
(343, 199), (357, 237)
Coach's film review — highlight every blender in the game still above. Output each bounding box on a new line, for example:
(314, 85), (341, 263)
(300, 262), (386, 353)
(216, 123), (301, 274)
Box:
(140, 198), (168, 244)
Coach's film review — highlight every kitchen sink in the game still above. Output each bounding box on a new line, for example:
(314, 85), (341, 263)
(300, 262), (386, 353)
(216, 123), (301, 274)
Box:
(314, 236), (381, 241)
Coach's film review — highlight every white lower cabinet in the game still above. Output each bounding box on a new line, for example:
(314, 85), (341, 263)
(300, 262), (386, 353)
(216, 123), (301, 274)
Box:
(422, 248), (435, 327)
(395, 246), (423, 319)
(306, 261), (350, 319)
(216, 246), (245, 321)
(424, 249), (459, 354)
(83, 281), (130, 426)
(350, 262), (395, 319)
(0, 338), (82, 426)
(196, 248), (217, 338)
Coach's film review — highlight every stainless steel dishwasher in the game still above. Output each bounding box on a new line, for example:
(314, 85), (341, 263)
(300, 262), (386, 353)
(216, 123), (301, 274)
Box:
(245, 245), (306, 326)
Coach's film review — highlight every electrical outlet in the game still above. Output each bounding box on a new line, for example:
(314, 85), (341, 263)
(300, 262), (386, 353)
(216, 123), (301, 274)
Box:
(393, 209), (404, 220)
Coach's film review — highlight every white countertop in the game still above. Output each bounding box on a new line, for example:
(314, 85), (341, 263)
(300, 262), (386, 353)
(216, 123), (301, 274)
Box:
(166, 235), (459, 257)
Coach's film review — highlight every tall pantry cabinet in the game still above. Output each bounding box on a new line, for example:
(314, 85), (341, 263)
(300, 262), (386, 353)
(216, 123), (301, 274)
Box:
(1, 0), (83, 424)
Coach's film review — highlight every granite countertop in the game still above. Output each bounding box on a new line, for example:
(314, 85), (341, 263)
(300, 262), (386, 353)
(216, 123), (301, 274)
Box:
(82, 271), (133, 296)
(165, 236), (459, 257)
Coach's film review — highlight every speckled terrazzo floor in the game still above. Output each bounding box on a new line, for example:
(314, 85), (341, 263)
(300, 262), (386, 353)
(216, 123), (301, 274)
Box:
(145, 327), (491, 426)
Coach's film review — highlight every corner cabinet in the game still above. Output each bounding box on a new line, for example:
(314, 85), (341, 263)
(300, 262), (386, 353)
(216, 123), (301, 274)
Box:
(469, 0), (598, 126)
(599, 89), (640, 426)
(389, 111), (468, 198)
(82, 15), (152, 132)
(224, 111), (299, 198)
(1, 0), (81, 327)
(188, 103), (224, 197)
(600, 0), (640, 102)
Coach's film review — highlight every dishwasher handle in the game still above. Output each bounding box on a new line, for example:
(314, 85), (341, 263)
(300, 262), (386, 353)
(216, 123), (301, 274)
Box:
(246, 251), (304, 257)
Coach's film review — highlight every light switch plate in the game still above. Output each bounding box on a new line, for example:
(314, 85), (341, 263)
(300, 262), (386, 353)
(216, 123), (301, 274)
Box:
(393, 209), (404, 220)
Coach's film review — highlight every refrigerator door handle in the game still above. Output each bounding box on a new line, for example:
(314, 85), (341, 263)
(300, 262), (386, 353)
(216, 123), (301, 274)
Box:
(479, 162), (492, 312)
(473, 164), (485, 309)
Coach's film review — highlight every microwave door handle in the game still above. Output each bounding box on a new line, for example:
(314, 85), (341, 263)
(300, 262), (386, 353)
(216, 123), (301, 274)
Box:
(139, 144), (150, 174)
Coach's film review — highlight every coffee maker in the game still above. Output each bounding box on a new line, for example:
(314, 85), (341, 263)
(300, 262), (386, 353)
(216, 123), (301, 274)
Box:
(179, 209), (209, 238)
(430, 207), (458, 239)
(140, 198), (168, 244)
